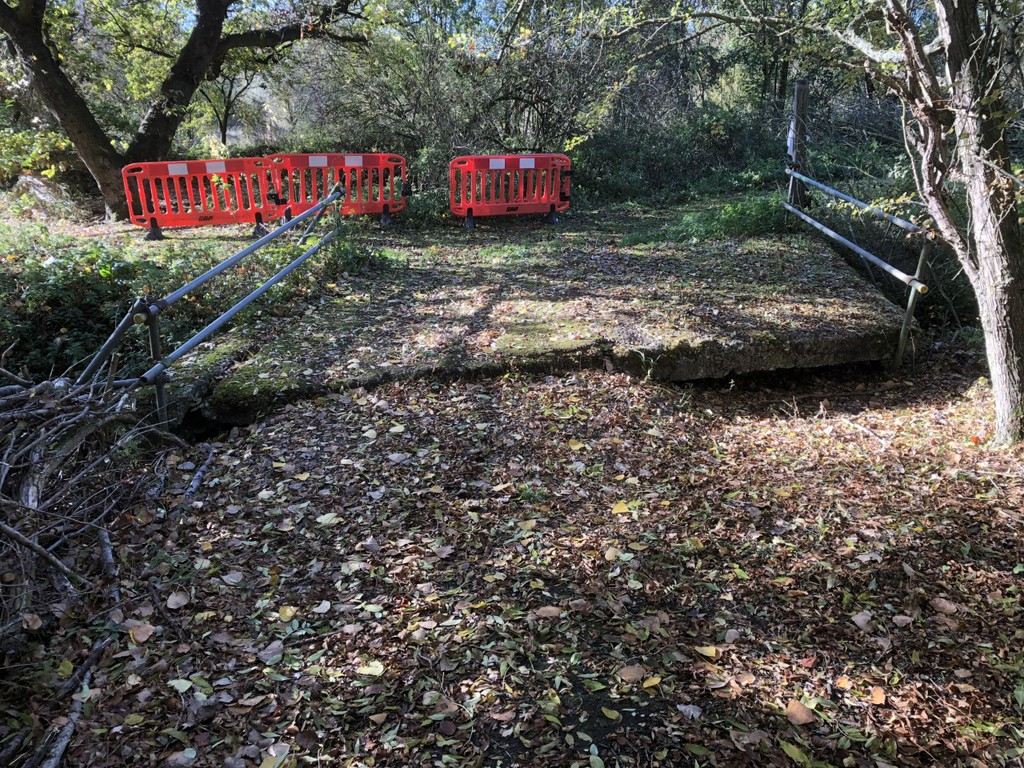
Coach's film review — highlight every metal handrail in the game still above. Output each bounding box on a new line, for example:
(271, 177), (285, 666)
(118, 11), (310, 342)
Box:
(77, 184), (344, 421)
(782, 172), (931, 367)
(783, 202), (927, 294)
(140, 228), (341, 384)
(785, 169), (924, 235)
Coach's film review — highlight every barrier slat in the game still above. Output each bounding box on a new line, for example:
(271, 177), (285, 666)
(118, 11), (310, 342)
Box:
(449, 154), (571, 221)
(123, 153), (407, 232)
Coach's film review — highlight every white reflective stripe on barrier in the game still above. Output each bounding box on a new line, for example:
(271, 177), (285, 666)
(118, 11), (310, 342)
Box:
(345, 155), (364, 167)
(309, 156), (328, 167)
(489, 158), (506, 169)
(519, 158), (535, 169)
(206, 161), (226, 174)
(168, 163), (189, 175)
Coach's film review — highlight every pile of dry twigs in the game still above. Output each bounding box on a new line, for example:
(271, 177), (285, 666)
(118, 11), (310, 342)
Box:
(0, 346), (181, 766)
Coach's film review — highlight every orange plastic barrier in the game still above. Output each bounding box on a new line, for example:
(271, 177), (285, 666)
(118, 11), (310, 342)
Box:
(122, 153), (407, 237)
(449, 154), (570, 227)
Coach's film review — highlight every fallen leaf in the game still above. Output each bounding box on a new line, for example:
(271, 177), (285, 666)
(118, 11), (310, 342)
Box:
(312, 600), (331, 614)
(643, 676), (662, 688)
(870, 686), (886, 705)
(21, 613), (42, 631)
(600, 707), (621, 720)
(780, 740), (810, 766)
(221, 571), (243, 586)
(168, 679), (193, 693)
(785, 699), (816, 725)
(490, 709), (516, 721)
(534, 605), (561, 618)
(930, 597), (958, 614)
(166, 591), (190, 610)
(694, 645), (721, 660)
(611, 501), (629, 515)
(892, 614), (913, 627)
(568, 439), (585, 451)
(127, 620), (155, 644)
(836, 675), (853, 690)
(617, 664), (647, 682)
(357, 659), (385, 676)
(278, 605), (297, 622)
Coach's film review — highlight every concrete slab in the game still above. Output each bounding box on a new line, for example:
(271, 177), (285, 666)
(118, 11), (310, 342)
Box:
(190, 209), (906, 423)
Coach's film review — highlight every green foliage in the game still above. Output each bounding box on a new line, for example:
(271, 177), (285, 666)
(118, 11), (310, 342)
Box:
(0, 126), (73, 185)
(0, 223), (380, 379)
(572, 107), (784, 204)
(620, 192), (789, 245)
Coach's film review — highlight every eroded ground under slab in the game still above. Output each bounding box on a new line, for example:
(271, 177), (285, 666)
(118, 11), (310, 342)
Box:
(182, 209), (906, 422)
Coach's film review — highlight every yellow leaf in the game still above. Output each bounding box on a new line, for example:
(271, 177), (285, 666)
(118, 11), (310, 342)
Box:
(694, 645), (721, 660)
(836, 675), (853, 690)
(357, 660), (385, 676)
(568, 439), (585, 451)
(642, 676), (661, 688)
(293, 472), (310, 481)
(600, 707), (621, 720)
(611, 501), (629, 515)
(278, 605), (298, 622)
(518, 519), (537, 531)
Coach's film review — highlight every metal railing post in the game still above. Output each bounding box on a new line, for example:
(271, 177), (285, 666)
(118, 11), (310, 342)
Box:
(895, 241), (931, 367)
(76, 297), (146, 385)
(145, 310), (168, 423)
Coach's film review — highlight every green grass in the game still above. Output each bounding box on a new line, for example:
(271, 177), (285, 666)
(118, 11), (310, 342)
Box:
(620, 192), (790, 246)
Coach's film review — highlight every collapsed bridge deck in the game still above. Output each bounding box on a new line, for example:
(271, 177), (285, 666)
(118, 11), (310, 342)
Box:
(170, 204), (908, 422)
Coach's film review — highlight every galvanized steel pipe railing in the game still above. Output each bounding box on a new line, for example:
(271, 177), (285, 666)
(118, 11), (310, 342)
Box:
(781, 172), (931, 367)
(77, 185), (344, 421)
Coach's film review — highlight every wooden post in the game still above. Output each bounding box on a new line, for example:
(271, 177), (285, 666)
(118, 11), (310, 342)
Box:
(787, 79), (809, 208)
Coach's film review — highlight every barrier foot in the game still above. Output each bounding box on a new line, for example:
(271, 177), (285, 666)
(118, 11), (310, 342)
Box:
(284, 207), (293, 223)
(380, 207), (392, 228)
(145, 220), (165, 241)
(252, 222), (269, 239)
(464, 212), (474, 231)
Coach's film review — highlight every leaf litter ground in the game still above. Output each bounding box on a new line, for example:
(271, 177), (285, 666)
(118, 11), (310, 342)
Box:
(14, 345), (1024, 768)
(4, 207), (1023, 768)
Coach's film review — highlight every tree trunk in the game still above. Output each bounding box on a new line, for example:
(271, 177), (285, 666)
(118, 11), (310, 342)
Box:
(1, 16), (128, 217)
(972, 252), (1024, 444)
(125, 0), (230, 163)
(938, 0), (1024, 443)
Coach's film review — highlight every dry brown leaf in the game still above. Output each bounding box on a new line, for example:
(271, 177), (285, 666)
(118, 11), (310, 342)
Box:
(785, 699), (817, 726)
(930, 597), (958, 614)
(127, 620), (155, 643)
(534, 605), (561, 618)
(617, 664), (646, 682)
(869, 686), (886, 705)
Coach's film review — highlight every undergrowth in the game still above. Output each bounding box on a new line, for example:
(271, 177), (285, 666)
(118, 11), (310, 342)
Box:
(0, 223), (386, 379)
(621, 191), (790, 245)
